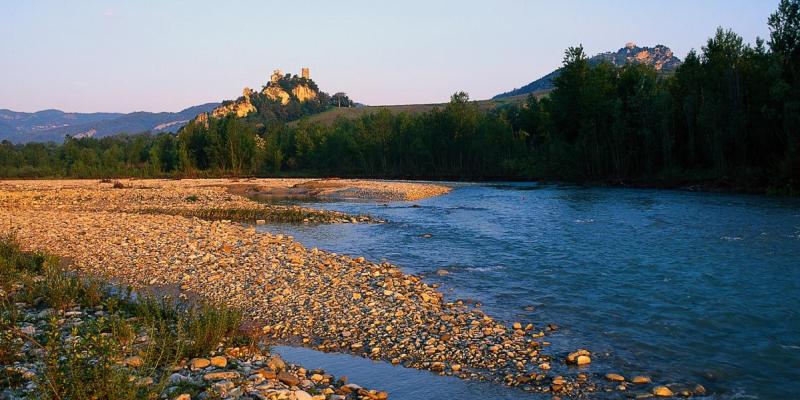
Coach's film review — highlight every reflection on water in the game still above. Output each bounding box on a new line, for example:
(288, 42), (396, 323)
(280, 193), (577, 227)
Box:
(274, 346), (532, 400)
(257, 183), (800, 399)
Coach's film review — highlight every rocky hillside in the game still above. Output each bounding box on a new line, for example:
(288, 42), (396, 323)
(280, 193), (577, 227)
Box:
(494, 43), (682, 99)
(193, 69), (329, 127)
(0, 103), (219, 143)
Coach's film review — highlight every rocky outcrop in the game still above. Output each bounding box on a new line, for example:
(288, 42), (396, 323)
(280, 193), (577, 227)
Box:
(494, 43), (683, 99)
(210, 87), (257, 118)
(292, 85), (317, 102)
(187, 67), (324, 127)
(594, 42), (681, 72)
(262, 85), (291, 105)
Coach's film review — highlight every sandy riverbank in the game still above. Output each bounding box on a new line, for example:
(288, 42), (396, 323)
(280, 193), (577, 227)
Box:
(0, 179), (619, 398)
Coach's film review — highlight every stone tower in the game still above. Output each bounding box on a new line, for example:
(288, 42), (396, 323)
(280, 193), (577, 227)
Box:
(301, 68), (310, 79)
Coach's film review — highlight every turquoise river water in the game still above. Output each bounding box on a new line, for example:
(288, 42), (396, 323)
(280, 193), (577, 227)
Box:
(256, 183), (800, 399)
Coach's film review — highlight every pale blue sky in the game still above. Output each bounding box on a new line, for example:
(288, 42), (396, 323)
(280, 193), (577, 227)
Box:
(0, 0), (775, 113)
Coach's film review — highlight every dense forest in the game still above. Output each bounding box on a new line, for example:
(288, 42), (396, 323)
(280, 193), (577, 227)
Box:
(1, 1), (798, 194)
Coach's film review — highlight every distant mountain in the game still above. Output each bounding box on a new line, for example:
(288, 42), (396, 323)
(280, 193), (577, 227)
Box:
(494, 43), (682, 99)
(0, 103), (219, 143)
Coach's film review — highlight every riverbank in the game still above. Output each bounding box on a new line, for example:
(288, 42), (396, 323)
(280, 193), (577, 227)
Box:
(0, 237), (386, 400)
(0, 179), (691, 398)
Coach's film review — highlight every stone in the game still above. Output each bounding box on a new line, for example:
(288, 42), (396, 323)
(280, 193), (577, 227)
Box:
(124, 356), (144, 368)
(605, 373), (625, 382)
(169, 373), (189, 383)
(210, 356), (227, 368)
(567, 349), (591, 365)
(693, 384), (706, 395)
(277, 371), (300, 386)
(653, 386), (674, 397)
(190, 358), (211, 370)
(203, 371), (240, 381)
(267, 356), (286, 372)
(174, 394), (191, 400)
(632, 376), (652, 384)
(294, 390), (313, 400)
(253, 368), (276, 379)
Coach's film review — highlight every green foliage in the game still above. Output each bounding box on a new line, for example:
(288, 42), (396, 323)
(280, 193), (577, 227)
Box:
(0, 236), (246, 400)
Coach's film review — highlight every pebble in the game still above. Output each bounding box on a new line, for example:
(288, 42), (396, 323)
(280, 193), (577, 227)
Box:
(653, 386), (674, 397)
(190, 358), (211, 370)
(124, 356), (144, 368)
(277, 371), (300, 386)
(605, 373), (625, 382)
(209, 356), (227, 368)
(203, 371), (240, 381)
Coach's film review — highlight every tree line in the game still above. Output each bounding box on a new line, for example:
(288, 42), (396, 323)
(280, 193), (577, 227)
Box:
(1, 1), (798, 193)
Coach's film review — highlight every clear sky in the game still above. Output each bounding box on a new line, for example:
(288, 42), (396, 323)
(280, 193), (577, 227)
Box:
(0, 0), (776, 113)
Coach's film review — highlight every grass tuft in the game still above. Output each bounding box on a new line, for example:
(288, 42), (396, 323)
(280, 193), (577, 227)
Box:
(0, 236), (246, 399)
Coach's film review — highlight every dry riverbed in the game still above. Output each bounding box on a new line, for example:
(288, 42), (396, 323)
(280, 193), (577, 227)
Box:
(0, 179), (693, 398)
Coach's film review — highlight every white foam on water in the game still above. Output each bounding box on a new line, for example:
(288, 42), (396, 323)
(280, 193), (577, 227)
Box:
(574, 218), (595, 223)
(466, 265), (505, 273)
(720, 236), (743, 241)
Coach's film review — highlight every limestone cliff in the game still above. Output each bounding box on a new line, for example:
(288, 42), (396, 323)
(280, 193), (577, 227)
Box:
(262, 86), (291, 105)
(494, 43), (683, 99)
(210, 87), (257, 119)
(291, 85), (317, 102)
(595, 43), (681, 72)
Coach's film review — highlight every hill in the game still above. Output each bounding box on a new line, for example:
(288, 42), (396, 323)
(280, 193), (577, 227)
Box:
(0, 103), (219, 143)
(289, 92), (542, 126)
(189, 68), (340, 129)
(494, 43), (682, 99)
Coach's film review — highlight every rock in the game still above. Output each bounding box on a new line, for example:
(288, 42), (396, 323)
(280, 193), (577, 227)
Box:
(124, 356), (144, 368)
(436, 269), (449, 276)
(203, 371), (240, 381)
(253, 368), (276, 379)
(210, 356), (227, 368)
(512, 322), (522, 330)
(310, 373), (324, 382)
(277, 371), (300, 386)
(190, 358), (211, 370)
(174, 394), (191, 400)
(567, 349), (591, 365)
(294, 390), (313, 400)
(693, 384), (706, 395)
(451, 364), (462, 372)
(632, 376), (652, 384)
(653, 386), (674, 397)
(267, 356), (286, 372)
(169, 373), (189, 384)
(605, 373), (625, 382)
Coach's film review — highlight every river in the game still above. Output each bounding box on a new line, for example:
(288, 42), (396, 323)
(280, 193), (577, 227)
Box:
(256, 183), (800, 399)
